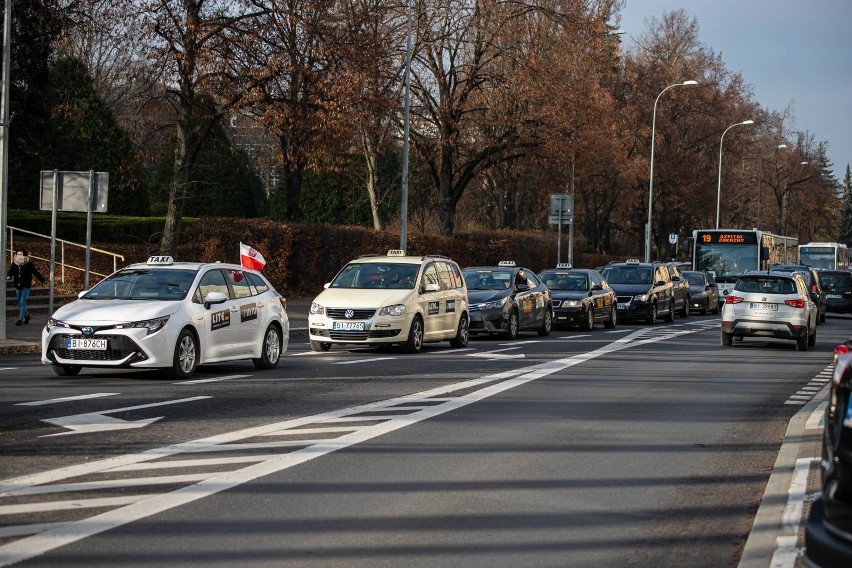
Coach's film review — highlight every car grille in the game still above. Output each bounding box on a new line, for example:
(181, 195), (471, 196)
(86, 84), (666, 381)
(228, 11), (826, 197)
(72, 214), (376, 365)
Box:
(469, 320), (485, 329)
(616, 296), (633, 304)
(326, 308), (377, 320)
(49, 334), (144, 362)
(369, 330), (401, 339)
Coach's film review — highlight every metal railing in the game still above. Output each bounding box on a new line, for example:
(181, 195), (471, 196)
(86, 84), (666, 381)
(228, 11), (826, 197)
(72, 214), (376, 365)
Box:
(6, 225), (124, 285)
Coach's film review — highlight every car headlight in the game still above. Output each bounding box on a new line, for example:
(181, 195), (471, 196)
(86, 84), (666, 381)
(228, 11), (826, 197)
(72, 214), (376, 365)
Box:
(378, 304), (406, 317)
(128, 316), (170, 335)
(310, 302), (325, 315)
(563, 300), (581, 308)
(475, 297), (507, 310)
(634, 294), (649, 302)
(46, 318), (71, 331)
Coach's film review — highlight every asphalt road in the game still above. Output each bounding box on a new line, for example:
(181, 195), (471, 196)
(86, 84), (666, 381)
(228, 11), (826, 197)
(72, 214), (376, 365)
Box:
(0, 313), (847, 567)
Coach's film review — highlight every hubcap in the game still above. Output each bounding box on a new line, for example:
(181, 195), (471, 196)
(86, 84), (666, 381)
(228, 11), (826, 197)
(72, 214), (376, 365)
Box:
(413, 321), (423, 349)
(266, 329), (280, 362)
(179, 336), (196, 373)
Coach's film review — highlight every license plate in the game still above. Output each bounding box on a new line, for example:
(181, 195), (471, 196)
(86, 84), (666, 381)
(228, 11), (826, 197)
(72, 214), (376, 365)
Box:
(332, 321), (365, 331)
(827, 294), (842, 299)
(617, 303), (629, 310)
(66, 338), (107, 350)
(749, 302), (777, 311)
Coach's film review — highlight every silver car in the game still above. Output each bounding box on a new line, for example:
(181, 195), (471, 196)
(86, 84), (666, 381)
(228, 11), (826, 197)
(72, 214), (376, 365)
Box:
(720, 270), (817, 351)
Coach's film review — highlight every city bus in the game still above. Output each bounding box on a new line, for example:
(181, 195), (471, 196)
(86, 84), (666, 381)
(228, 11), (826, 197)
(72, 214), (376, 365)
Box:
(691, 229), (798, 306)
(798, 242), (851, 270)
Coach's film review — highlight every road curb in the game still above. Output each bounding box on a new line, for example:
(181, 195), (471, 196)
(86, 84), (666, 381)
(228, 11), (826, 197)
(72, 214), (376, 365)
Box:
(737, 382), (829, 568)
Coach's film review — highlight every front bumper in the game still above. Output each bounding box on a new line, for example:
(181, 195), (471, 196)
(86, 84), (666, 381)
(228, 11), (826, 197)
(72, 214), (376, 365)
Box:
(308, 312), (410, 344)
(468, 308), (507, 333)
(615, 298), (653, 320)
(42, 327), (174, 368)
(805, 497), (852, 568)
(553, 307), (586, 326)
(827, 297), (852, 314)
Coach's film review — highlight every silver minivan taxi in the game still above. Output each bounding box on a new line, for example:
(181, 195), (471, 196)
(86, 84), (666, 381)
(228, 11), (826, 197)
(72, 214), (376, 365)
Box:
(720, 270), (817, 351)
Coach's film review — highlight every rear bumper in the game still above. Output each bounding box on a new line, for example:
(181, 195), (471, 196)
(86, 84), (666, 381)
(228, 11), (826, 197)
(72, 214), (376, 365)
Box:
(721, 319), (808, 339)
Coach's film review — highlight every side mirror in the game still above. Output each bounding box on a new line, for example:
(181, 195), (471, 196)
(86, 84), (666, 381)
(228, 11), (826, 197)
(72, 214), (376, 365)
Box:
(705, 285), (711, 291)
(516, 283), (530, 292)
(424, 283), (440, 293)
(323, 282), (331, 289)
(77, 290), (88, 299)
(655, 280), (666, 287)
(591, 283), (603, 291)
(203, 291), (228, 309)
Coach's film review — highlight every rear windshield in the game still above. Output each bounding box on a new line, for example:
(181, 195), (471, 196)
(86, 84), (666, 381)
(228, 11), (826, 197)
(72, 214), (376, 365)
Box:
(820, 272), (852, 292)
(735, 276), (797, 295)
(683, 272), (705, 286)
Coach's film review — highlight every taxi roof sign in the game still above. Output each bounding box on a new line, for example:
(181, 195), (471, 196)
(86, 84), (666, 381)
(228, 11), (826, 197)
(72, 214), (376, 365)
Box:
(147, 256), (174, 265)
(498, 260), (516, 267)
(556, 263), (572, 269)
(387, 249), (406, 257)
(625, 259), (641, 265)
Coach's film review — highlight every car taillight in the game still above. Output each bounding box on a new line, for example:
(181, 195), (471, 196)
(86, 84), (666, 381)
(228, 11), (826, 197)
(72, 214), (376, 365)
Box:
(279, 296), (287, 311)
(811, 283), (818, 293)
(833, 352), (852, 386)
(834, 344), (850, 366)
(725, 295), (744, 304)
(784, 299), (805, 308)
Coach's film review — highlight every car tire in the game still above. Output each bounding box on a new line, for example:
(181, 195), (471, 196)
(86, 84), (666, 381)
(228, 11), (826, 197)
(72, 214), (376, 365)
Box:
(720, 330), (733, 346)
(506, 309), (520, 339)
(713, 302), (720, 315)
(537, 309), (553, 337)
(700, 299), (708, 316)
(604, 305), (616, 329)
(680, 296), (689, 317)
(819, 309), (826, 324)
(796, 332), (809, 352)
(808, 325), (816, 347)
(581, 307), (594, 331)
(646, 303), (658, 325)
(169, 329), (198, 379)
(404, 315), (425, 353)
(310, 340), (331, 352)
(450, 313), (470, 347)
(253, 325), (282, 369)
(52, 364), (81, 377)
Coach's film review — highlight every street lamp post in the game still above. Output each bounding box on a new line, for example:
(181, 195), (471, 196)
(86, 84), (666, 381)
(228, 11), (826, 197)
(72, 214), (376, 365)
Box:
(756, 143), (787, 229)
(399, 0), (412, 253)
(715, 119), (754, 230)
(645, 80), (698, 262)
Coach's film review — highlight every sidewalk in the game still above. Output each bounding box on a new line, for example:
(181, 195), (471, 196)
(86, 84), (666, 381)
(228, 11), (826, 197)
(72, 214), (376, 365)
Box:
(0, 296), (312, 355)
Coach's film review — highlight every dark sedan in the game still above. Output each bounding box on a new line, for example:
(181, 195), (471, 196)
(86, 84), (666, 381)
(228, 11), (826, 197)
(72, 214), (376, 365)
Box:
(769, 264), (827, 323)
(681, 270), (720, 315)
(462, 261), (553, 339)
(538, 266), (616, 330)
(820, 270), (852, 315)
(805, 343), (852, 567)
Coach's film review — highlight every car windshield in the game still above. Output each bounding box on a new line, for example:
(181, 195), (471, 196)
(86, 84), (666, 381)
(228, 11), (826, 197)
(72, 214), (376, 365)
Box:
(735, 276), (797, 295)
(463, 269), (514, 290)
(539, 271), (589, 291)
(683, 272), (706, 286)
(820, 272), (852, 292)
(330, 262), (419, 289)
(84, 268), (198, 300)
(600, 266), (652, 285)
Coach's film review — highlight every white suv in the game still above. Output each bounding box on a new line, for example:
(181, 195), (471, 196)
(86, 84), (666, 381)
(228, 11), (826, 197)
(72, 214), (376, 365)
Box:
(720, 270), (817, 351)
(308, 250), (469, 353)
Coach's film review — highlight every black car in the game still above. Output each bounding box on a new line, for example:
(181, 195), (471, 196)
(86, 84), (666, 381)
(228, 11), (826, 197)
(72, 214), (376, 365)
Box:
(599, 259), (675, 324)
(462, 261), (553, 339)
(805, 343), (852, 567)
(820, 270), (852, 314)
(681, 270), (720, 315)
(538, 265), (616, 330)
(769, 264), (827, 323)
(664, 262), (691, 318)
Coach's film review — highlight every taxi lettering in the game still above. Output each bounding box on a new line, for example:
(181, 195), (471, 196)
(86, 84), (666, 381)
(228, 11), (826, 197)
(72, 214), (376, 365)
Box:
(240, 303), (258, 322)
(446, 299), (456, 313)
(211, 309), (230, 330)
(428, 301), (440, 315)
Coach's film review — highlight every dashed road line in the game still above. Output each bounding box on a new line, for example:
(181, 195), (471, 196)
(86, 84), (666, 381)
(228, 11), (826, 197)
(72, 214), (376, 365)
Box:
(15, 393), (119, 406)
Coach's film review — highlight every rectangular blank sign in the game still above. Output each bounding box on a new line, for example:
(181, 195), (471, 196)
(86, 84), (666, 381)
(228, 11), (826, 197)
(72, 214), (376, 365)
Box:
(40, 171), (109, 212)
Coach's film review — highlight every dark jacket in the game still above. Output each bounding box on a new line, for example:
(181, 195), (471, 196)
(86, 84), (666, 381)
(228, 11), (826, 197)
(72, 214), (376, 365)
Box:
(8, 261), (46, 290)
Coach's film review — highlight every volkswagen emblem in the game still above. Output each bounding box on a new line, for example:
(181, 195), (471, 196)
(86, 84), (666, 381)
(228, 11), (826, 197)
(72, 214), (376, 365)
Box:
(345, 309), (355, 319)
(82, 327), (95, 336)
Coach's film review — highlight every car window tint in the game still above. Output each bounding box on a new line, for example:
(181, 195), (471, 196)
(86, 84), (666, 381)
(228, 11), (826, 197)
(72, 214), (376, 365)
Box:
(246, 272), (270, 294)
(436, 262), (454, 291)
(526, 272), (541, 288)
(449, 263), (464, 289)
(422, 263), (439, 289)
(736, 277), (796, 294)
(228, 270), (252, 299)
(195, 269), (229, 302)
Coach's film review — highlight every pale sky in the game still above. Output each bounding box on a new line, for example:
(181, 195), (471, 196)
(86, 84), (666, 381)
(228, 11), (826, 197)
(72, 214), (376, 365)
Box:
(618, 0), (852, 183)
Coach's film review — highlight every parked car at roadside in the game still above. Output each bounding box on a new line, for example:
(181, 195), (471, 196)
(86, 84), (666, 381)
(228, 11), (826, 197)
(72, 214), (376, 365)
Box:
(538, 265), (616, 330)
(720, 270), (817, 351)
(805, 342), (852, 567)
(819, 270), (852, 315)
(681, 270), (720, 315)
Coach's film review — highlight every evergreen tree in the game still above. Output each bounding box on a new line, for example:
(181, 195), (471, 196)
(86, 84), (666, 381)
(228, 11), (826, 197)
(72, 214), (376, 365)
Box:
(840, 164), (852, 246)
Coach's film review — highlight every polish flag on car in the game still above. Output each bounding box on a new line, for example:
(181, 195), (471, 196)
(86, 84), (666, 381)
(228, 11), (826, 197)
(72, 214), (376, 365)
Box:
(240, 242), (266, 270)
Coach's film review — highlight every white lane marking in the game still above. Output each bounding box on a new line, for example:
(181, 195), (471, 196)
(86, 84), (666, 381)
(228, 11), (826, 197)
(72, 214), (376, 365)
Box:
(107, 455), (284, 472)
(0, 496), (145, 516)
(605, 329), (630, 333)
(770, 458), (818, 568)
(8, 474), (213, 498)
(428, 348), (476, 354)
(0, 326), (703, 565)
(0, 368), (16, 373)
(40, 397), (212, 437)
(806, 402), (828, 430)
(16, 393), (120, 407)
(0, 524), (65, 540)
(467, 346), (525, 360)
(499, 340), (541, 346)
(334, 357), (396, 365)
(173, 374), (250, 385)
(560, 334), (590, 339)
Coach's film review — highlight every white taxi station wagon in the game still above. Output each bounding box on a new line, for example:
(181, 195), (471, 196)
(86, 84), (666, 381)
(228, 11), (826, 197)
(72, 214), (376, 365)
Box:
(41, 256), (289, 378)
(308, 250), (469, 353)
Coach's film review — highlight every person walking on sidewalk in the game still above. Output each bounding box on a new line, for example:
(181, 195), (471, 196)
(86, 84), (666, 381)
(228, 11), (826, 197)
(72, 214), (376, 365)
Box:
(6, 248), (46, 326)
